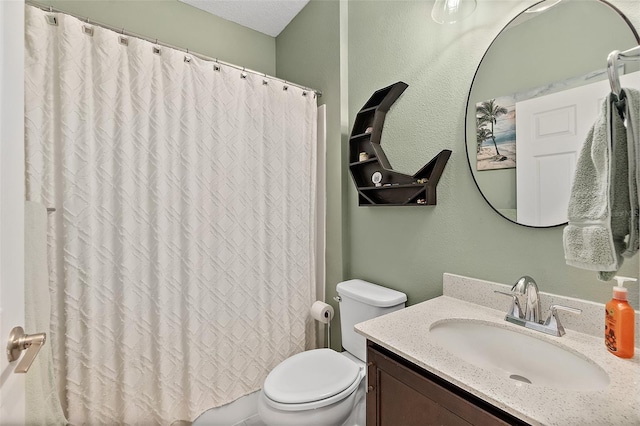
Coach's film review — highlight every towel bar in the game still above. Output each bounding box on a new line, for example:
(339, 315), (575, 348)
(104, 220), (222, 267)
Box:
(607, 45), (640, 100)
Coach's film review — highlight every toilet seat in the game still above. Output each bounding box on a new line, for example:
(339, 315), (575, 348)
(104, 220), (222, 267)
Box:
(263, 349), (363, 412)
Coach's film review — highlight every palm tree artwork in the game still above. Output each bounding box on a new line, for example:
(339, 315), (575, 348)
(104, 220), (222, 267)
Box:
(476, 99), (508, 160)
(475, 125), (492, 154)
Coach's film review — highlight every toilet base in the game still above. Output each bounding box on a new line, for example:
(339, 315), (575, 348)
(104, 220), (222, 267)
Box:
(257, 378), (366, 426)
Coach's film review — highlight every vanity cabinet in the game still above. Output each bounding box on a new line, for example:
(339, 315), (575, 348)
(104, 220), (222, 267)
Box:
(366, 341), (528, 426)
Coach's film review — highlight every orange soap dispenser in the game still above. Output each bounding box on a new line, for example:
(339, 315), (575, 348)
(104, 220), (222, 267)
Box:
(605, 276), (636, 358)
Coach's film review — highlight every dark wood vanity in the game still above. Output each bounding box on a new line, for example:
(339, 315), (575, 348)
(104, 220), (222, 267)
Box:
(366, 341), (529, 426)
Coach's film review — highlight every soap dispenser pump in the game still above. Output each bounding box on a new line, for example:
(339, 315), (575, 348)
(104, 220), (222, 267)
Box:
(605, 276), (636, 358)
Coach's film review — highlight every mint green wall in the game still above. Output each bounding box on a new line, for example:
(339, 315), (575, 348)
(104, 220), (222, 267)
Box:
(46, 0), (275, 75)
(276, 1), (640, 349)
(276, 0), (347, 350)
(346, 0), (640, 308)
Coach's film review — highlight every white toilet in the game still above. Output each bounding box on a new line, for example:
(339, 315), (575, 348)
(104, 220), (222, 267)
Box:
(258, 279), (407, 426)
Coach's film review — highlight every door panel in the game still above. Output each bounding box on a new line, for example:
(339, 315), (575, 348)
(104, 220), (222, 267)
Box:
(516, 71), (640, 227)
(0, 1), (26, 423)
(516, 79), (607, 226)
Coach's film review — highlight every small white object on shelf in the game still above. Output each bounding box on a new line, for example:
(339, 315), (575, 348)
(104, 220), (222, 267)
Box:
(371, 171), (382, 187)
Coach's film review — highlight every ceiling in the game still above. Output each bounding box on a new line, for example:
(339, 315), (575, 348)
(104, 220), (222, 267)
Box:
(178, 0), (310, 37)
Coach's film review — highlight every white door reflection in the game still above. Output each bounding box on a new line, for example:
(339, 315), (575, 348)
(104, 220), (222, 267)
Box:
(515, 71), (640, 227)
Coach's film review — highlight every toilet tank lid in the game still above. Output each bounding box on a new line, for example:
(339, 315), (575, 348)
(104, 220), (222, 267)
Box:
(337, 279), (407, 307)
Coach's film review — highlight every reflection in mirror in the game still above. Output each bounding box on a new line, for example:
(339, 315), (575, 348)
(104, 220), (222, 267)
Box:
(465, 0), (640, 227)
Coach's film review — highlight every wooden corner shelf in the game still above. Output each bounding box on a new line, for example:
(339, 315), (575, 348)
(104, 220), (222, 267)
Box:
(348, 81), (452, 206)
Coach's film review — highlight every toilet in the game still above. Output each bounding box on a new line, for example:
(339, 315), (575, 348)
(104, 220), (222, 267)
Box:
(258, 279), (407, 426)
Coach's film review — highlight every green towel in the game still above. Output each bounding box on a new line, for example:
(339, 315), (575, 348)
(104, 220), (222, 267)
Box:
(563, 89), (639, 280)
(622, 88), (640, 261)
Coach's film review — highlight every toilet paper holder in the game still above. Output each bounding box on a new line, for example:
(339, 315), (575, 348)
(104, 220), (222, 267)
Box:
(311, 301), (335, 324)
(311, 301), (335, 349)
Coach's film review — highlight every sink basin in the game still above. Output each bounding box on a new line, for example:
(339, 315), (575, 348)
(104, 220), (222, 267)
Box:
(429, 320), (609, 391)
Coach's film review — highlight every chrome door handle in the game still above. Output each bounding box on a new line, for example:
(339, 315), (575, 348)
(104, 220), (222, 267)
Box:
(6, 326), (46, 374)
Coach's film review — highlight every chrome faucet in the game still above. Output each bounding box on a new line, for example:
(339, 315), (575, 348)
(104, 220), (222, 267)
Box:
(511, 275), (541, 323)
(495, 276), (582, 337)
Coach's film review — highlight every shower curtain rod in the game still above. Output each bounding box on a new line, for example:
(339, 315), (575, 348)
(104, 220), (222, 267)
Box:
(25, 0), (322, 98)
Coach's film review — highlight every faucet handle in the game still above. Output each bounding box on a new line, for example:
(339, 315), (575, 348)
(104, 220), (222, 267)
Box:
(494, 290), (523, 319)
(543, 305), (582, 337)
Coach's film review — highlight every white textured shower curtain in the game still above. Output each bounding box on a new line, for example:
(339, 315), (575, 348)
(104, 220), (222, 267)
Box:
(24, 6), (317, 424)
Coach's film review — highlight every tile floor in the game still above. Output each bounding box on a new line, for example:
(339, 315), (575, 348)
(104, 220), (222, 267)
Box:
(232, 414), (266, 426)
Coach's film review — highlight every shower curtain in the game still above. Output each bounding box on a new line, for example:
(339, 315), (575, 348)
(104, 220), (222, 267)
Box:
(24, 5), (318, 424)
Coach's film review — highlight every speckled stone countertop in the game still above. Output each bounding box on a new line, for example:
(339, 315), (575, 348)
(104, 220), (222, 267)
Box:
(354, 273), (640, 426)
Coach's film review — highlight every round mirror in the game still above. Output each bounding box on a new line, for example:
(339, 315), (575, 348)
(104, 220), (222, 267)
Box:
(465, 0), (640, 227)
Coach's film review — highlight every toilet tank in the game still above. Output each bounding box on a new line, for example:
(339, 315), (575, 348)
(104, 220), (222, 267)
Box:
(337, 279), (407, 362)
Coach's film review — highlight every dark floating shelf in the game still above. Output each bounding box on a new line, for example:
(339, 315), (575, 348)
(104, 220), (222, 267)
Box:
(349, 158), (379, 167)
(360, 184), (425, 190)
(358, 106), (378, 114)
(350, 132), (372, 141)
(348, 81), (452, 206)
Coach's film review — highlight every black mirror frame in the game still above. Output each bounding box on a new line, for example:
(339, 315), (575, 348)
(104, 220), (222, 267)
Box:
(464, 0), (640, 229)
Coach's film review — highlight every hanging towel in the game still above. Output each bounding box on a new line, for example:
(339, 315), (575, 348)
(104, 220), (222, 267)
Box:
(563, 92), (631, 280)
(25, 201), (67, 425)
(622, 88), (640, 259)
(563, 88), (640, 280)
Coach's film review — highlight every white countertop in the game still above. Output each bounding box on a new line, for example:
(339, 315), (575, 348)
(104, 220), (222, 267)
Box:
(354, 276), (640, 426)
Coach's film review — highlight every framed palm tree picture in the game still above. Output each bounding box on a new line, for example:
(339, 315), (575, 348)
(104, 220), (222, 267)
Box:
(475, 98), (516, 171)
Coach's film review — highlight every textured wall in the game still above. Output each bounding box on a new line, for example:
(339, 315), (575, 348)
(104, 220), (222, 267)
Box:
(46, 0), (276, 75)
(276, 0), (346, 350)
(346, 0), (640, 308)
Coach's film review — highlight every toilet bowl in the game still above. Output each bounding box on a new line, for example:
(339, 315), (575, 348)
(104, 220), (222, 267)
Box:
(257, 350), (366, 426)
(258, 280), (407, 426)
